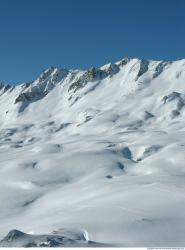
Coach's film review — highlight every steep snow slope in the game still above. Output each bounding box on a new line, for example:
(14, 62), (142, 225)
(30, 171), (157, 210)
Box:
(0, 57), (185, 247)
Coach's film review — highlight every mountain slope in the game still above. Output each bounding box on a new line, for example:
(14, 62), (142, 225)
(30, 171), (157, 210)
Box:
(0, 57), (185, 247)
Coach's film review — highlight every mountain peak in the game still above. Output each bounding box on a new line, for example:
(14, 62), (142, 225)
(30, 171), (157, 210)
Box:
(0, 56), (185, 247)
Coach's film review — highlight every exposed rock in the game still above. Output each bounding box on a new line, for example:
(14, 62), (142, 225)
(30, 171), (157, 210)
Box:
(68, 64), (120, 93)
(162, 91), (181, 104)
(116, 57), (130, 67)
(0, 229), (110, 247)
(106, 175), (113, 179)
(68, 79), (84, 92)
(153, 61), (171, 79)
(136, 59), (149, 80)
(38, 67), (55, 82)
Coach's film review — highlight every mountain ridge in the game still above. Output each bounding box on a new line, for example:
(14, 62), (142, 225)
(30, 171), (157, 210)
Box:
(1, 56), (183, 87)
(0, 56), (185, 247)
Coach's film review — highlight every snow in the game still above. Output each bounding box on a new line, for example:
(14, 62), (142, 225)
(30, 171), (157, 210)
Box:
(0, 57), (185, 247)
(0, 229), (108, 247)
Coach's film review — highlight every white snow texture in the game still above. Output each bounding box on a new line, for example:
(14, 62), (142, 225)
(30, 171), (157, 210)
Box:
(0, 57), (185, 247)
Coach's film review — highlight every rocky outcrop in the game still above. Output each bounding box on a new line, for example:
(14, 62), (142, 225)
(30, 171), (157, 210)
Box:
(153, 61), (171, 79)
(162, 91), (185, 118)
(68, 64), (119, 93)
(13, 67), (68, 111)
(14, 91), (47, 104)
(0, 229), (110, 247)
(135, 59), (149, 80)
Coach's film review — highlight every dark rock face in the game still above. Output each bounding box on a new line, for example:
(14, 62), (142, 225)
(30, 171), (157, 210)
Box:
(136, 59), (149, 80)
(68, 79), (84, 92)
(116, 57), (130, 67)
(106, 175), (113, 179)
(122, 147), (132, 160)
(0, 229), (111, 247)
(11, 60), (122, 112)
(4, 84), (11, 92)
(14, 91), (48, 113)
(153, 61), (171, 79)
(15, 93), (33, 104)
(162, 91), (181, 104)
(3, 230), (25, 241)
(144, 111), (154, 119)
(88, 67), (98, 80)
(38, 67), (55, 82)
(68, 68), (102, 93)
(14, 91), (48, 104)
(162, 91), (185, 118)
(13, 67), (69, 112)
(68, 64), (120, 93)
(0, 83), (12, 93)
(117, 162), (125, 170)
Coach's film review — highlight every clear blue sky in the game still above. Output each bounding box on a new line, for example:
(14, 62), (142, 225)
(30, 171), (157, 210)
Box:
(0, 0), (185, 84)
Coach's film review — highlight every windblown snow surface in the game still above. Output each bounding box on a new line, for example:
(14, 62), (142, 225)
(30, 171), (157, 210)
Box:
(0, 58), (185, 247)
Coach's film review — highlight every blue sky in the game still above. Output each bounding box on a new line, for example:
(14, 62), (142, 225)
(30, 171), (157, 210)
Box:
(0, 0), (185, 84)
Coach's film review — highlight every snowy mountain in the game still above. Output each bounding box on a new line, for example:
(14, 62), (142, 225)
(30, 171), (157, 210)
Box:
(0, 57), (185, 247)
